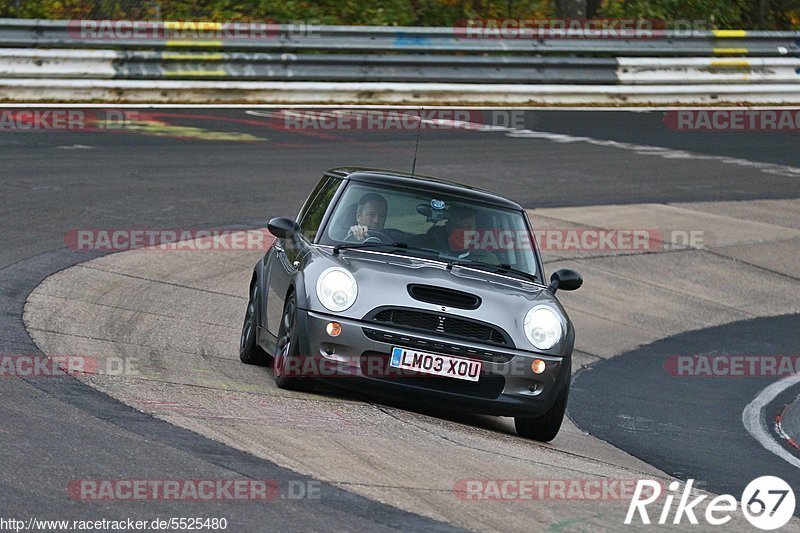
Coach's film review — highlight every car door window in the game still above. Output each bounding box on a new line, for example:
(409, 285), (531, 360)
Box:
(296, 176), (329, 225)
(298, 177), (341, 242)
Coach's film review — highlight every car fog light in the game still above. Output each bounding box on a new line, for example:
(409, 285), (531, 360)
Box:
(528, 383), (542, 395)
(531, 359), (546, 374)
(326, 322), (342, 337)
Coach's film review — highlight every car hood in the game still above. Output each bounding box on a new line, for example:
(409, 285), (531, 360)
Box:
(301, 248), (573, 355)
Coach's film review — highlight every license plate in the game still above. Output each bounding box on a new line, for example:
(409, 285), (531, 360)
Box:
(389, 347), (481, 382)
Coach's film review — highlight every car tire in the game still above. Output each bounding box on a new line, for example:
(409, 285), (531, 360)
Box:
(273, 292), (315, 392)
(514, 382), (569, 442)
(240, 281), (271, 366)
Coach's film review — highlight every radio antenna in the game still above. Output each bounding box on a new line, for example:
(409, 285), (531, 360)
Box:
(411, 107), (422, 176)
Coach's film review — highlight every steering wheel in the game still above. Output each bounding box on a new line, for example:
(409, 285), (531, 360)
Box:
(361, 229), (392, 243)
(344, 228), (392, 244)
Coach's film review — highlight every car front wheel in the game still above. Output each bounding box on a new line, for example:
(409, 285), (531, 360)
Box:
(514, 382), (569, 442)
(273, 293), (315, 392)
(240, 281), (271, 366)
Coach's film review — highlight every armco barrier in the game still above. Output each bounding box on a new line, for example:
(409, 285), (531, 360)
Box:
(617, 57), (800, 84)
(1, 18), (799, 57)
(3, 79), (800, 104)
(1, 49), (797, 85)
(0, 18), (799, 103)
(0, 49), (619, 84)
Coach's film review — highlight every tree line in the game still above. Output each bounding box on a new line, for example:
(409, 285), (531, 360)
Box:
(1, 0), (797, 29)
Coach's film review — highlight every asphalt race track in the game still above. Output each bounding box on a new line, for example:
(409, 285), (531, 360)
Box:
(571, 314), (800, 499)
(2, 107), (800, 531)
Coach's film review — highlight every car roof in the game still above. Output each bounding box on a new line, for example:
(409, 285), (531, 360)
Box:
(325, 167), (523, 211)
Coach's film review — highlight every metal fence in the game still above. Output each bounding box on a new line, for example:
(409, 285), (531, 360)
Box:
(1, 18), (799, 102)
(4, 48), (800, 85)
(2, 18), (799, 56)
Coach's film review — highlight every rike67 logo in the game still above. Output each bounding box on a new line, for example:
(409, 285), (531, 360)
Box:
(626, 476), (795, 530)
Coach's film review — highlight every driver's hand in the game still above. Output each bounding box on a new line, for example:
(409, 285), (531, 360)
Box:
(348, 225), (369, 240)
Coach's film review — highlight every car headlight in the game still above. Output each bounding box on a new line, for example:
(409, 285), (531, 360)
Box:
(523, 305), (563, 350)
(316, 268), (358, 312)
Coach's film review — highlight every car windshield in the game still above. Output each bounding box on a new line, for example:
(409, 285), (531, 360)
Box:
(318, 181), (539, 278)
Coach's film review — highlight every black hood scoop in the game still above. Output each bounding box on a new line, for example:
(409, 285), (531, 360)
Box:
(407, 284), (481, 310)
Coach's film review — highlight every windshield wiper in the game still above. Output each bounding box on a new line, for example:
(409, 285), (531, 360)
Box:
(333, 241), (407, 256)
(446, 259), (537, 282)
(333, 242), (441, 258)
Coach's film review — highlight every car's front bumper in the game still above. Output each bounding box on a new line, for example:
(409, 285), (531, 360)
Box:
(294, 309), (571, 417)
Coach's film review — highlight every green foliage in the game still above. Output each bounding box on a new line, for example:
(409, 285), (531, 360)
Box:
(0, 0), (797, 28)
(0, 0), (552, 24)
(598, 0), (800, 29)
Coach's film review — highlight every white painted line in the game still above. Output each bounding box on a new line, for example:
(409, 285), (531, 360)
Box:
(742, 375), (800, 469)
(246, 107), (800, 178)
(503, 128), (800, 177)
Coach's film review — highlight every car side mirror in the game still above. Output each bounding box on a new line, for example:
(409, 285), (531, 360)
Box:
(268, 217), (301, 239)
(547, 269), (583, 294)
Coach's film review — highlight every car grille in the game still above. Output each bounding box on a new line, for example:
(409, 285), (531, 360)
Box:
(407, 284), (481, 310)
(360, 351), (505, 400)
(368, 307), (510, 347)
(362, 328), (513, 363)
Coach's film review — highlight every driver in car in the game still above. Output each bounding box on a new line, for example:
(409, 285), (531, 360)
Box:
(415, 205), (500, 264)
(347, 192), (388, 241)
